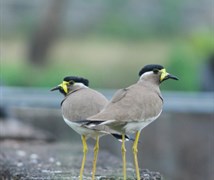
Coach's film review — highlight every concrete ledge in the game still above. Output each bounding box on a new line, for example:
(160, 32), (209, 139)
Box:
(0, 140), (163, 180)
(1, 86), (214, 113)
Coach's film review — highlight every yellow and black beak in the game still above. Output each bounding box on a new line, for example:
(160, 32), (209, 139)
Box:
(50, 86), (61, 91)
(160, 69), (179, 82)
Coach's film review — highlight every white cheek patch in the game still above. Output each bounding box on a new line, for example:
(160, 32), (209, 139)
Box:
(140, 71), (154, 79)
(74, 83), (88, 88)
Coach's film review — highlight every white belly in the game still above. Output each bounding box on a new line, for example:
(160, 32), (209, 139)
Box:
(63, 117), (105, 139)
(124, 111), (162, 134)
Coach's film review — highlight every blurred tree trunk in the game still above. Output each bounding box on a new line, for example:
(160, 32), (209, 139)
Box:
(28, 0), (65, 66)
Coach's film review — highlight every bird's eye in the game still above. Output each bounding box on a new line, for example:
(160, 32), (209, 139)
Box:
(68, 80), (75, 85)
(153, 69), (159, 74)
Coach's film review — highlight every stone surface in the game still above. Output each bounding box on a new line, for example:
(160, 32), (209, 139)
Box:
(0, 140), (163, 180)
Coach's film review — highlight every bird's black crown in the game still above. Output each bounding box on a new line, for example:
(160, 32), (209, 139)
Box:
(63, 76), (89, 86)
(139, 64), (164, 76)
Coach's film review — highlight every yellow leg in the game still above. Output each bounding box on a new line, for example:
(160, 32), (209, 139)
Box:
(92, 135), (99, 180)
(79, 135), (88, 180)
(121, 134), (127, 180)
(132, 131), (141, 180)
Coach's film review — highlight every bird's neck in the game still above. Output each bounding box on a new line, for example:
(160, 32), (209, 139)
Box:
(137, 79), (161, 95)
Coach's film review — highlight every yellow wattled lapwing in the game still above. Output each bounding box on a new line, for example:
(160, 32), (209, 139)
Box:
(51, 76), (108, 180)
(80, 65), (178, 180)
(51, 76), (130, 180)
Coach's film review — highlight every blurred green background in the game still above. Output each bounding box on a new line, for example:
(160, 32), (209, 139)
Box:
(1, 0), (213, 91)
(1, 1), (214, 180)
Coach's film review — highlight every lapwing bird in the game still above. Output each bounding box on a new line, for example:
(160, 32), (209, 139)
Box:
(82, 64), (178, 180)
(51, 76), (109, 180)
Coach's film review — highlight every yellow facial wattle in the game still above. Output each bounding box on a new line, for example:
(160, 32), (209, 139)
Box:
(60, 81), (69, 94)
(160, 69), (169, 82)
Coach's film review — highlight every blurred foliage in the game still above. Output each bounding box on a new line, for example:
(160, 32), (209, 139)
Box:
(164, 31), (213, 91)
(164, 45), (199, 91)
(1, 30), (213, 91)
(1, 0), (213, 91)
(1, 57), (137, 88)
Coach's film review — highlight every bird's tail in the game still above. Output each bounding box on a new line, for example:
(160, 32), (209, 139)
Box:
(73, 120), (104, 126)
(111, 133), (135, 142)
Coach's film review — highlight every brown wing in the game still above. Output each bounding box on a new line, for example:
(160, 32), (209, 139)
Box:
(88, 84), (163, 123)
(111, 88), (128, 103)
